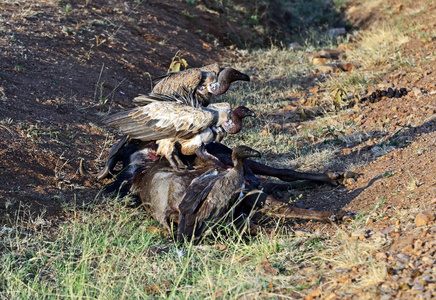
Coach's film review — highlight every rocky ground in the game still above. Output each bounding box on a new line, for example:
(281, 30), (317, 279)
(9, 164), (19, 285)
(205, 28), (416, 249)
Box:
(1, 0), (435, 299)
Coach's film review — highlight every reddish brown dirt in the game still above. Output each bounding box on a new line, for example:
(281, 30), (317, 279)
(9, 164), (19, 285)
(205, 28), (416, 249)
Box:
(0, 0), (255, 221)
(0, 0), (436, 297)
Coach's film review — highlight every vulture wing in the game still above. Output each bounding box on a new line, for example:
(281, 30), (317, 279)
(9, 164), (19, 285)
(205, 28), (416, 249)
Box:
(177, 169), (224, 240)
(178, 169), (222, 214)
(134, 89), (205, 108)
(153, 68), (213, 95)
(199, 63), (221, 74)
(104, 101), (216, 141)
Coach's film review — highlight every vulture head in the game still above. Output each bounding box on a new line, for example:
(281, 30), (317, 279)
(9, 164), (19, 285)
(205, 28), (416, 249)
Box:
(208, 67), (250, 95)
(222, 106), (256, 134)
(232, 145), (261, 166)
(232, 105), (256, 119)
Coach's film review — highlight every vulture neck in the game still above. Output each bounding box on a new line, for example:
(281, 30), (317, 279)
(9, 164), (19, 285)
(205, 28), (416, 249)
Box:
(222, 110), (243, 134)
(231, 154), (245, 174)
(212, 68), (232, 95)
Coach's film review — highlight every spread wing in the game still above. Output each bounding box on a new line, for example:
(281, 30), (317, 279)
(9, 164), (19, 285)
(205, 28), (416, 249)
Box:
(104, 101), (216, 141)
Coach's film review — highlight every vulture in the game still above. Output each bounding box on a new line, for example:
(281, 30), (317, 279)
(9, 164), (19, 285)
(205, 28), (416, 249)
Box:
(177, 145), (261, 241)
(134, 63), (250, 107)
(103, 90), (255, 171)
(103, 141), (356, 238)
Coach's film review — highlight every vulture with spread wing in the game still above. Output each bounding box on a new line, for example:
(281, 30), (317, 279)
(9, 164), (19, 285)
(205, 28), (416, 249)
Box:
(177, 145), (261, 241)
(134, 63), (250, 107)
(103, 90), (255, 170)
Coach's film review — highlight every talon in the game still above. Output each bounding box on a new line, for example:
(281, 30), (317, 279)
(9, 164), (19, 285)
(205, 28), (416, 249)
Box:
(327, 172), (341, 180)
(342, 212), (357, 222)
(329, 214), (338, 223)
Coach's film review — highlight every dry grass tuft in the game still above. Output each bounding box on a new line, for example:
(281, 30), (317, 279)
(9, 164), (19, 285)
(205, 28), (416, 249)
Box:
(352, 24), (409, 68)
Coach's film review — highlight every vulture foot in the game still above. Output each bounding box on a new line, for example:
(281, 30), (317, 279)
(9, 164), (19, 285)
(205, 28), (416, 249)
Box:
(328, 211), (357, 223)
(328, 171), (361, 185)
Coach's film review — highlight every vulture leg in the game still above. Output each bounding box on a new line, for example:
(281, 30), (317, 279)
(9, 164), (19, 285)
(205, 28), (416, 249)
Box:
(244, 159), (339, 186)
(166, 153), (186, 171)
(205, 143), (340, 185)
(173, 153), (188, 170)
(238, 189), (355, 223)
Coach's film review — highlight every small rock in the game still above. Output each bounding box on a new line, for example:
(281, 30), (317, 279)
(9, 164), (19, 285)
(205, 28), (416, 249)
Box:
(351, 228), (370, 239)
(324, 293), (339, 300)
(412, 87), (422, 96)
(396, 253), (410, 260)
(317, 64), (338, 73)
(304, 289), (321, 300)
(312, 57), (329, 65)
(411, 284), (425, 294)
(415, 210), (435, 226)
(346, 178), (356, 185)
(375, 252), (388, 260)
(293, 229), (310, 236)
(327, 28), (346, 38)
(422, 257), (435, 265)
(337, 62), (354, 72)
(414, 239), (424, 250)
(287, 42), (304, 51)
(380, 295), (392, 300)
(428, 283), (436, 290)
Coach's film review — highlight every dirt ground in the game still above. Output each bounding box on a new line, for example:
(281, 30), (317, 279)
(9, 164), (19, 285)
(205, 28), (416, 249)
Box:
(1, 0), (435, 298)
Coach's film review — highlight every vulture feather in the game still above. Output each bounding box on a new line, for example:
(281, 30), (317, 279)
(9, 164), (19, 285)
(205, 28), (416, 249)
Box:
(134, 64), (250, 107)
(177, 145), (261, 241)
(104, 90), (254, 170)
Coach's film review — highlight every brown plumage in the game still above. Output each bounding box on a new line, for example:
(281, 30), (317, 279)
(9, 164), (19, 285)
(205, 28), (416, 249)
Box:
(104, 90), (243, 169)
(134, 63), (250, 107)
(98, 104), (255, 178)
(177, 145), (261, 241)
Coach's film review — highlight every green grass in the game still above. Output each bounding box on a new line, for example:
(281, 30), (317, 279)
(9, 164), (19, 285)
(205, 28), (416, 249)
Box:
(1, 200), (324, 299)
(2, 0), (428, 297)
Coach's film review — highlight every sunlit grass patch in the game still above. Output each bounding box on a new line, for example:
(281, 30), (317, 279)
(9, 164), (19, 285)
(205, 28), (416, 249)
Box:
(1, 201), (336, 299)
(352, 24), (409, 69)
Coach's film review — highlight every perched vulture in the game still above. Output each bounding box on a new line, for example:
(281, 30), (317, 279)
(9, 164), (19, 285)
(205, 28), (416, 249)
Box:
(103, 90), (255, 170)
(134, 63), (250, 107)
(177, 145), (261, 241)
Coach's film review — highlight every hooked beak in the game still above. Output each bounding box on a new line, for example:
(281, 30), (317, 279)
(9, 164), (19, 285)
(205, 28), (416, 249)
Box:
(238, 72), (250, 82)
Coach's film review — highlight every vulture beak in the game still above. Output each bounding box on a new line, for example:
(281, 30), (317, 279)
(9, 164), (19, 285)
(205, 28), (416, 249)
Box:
(238, 72), (250, 82)
(252, 150), (261, 158)
(248, 110), (256, 117)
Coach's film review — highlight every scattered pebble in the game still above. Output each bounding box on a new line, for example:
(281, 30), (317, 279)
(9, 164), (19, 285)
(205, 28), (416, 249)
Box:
(415, 210), (435, 227)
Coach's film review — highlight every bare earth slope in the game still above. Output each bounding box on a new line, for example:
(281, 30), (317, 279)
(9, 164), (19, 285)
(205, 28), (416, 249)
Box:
(0, 0), (435, 298)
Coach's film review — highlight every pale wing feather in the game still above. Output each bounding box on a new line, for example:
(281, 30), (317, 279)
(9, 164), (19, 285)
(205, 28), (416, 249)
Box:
(104, 102), (216, 141)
